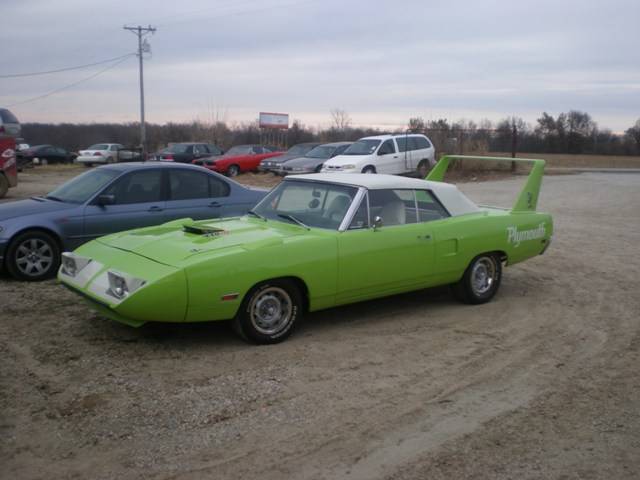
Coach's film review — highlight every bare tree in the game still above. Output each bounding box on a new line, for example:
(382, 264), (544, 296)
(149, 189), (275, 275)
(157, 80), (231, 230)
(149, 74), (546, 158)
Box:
(330, 109), (352, 131)
(625, 119), (640, 153)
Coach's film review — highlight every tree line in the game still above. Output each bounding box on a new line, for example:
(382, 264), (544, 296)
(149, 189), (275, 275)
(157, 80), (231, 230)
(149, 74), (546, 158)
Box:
(19, 111), (640, 156)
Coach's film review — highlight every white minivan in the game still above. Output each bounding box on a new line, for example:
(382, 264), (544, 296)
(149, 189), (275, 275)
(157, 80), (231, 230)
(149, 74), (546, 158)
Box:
(321, 134), (435, 175)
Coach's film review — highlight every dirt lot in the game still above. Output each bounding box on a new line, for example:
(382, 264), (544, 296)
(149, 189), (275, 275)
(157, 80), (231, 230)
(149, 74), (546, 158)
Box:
(1, 166), (639, 480)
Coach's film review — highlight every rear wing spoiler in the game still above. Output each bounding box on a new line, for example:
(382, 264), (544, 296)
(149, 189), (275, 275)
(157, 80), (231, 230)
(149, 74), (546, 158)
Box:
(426, 155), (546, 213)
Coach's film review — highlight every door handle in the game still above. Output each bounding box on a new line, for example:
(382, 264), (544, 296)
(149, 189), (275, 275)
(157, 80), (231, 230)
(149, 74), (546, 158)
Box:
(209, 201), (221, 207)
(148, 206), (163, 212)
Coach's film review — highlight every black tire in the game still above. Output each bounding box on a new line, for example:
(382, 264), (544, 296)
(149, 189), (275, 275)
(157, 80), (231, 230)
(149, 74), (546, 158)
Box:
(0, 174), (8, 198)
(452, 253), (502, 304)
(6, 230), (61, 281)
(361, 165), (376, 174)
(417, 159), (430, 178)
(227, 164), (240, 177)
(233, 279), (303, 344)
(314, 164), (323, 173)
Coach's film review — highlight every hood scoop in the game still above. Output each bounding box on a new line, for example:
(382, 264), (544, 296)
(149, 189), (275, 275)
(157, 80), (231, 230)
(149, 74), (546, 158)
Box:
(182, 224), (227, 236)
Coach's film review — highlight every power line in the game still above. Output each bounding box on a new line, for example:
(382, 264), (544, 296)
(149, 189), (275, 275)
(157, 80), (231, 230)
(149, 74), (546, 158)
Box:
(6, 55), (134, 108)
(0, 53), (135, 79)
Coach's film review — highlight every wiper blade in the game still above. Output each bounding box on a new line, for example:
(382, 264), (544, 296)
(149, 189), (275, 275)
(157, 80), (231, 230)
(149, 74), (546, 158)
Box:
(45, 195), (64, 202)
(277, 213), (310, 230)
(247, 209), (266, 221)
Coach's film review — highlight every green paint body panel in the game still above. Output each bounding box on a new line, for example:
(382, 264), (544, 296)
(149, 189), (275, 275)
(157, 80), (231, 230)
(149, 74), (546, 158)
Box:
(59, 155), (553, 327)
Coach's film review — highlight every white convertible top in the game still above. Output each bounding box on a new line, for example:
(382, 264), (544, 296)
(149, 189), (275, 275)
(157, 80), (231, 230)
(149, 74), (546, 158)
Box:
(289, 173), (480, 216)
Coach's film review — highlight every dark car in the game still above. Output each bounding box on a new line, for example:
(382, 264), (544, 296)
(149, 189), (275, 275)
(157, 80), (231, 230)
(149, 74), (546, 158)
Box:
(258, 142), (321, 173)
(0, 162), (266, 281)
(276, 142), (353, 175)
(153, 143), (223, 163)
(17, 144), (76, 165)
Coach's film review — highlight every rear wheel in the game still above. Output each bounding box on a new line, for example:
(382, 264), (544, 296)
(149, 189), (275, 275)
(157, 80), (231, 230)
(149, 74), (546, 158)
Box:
(452, 253), (502, 304)
(417, 159), (430, 178)
(6, 230), (61, 281)
(233, 280), (302, 344)
(362, 165), (376, 174)
(0, 174), (8, 198)
(227, 164), (240, 177)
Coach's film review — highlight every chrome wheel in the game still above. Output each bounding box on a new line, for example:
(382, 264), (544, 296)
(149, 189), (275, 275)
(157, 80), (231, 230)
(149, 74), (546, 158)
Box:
(249, 286), (293, 336)
(470, 256), (497, 296)
(15, 238), (54, 277)
(228, 165), (240, 177)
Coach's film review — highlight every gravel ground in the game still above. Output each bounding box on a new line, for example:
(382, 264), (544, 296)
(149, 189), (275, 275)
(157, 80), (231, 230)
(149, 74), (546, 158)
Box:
(1, 167), (639, 480)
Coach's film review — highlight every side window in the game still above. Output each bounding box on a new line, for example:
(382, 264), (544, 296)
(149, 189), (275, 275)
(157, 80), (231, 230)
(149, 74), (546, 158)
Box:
(414, 137), (431, 149)
(104, 170), (162, 204)
(408, 137), (420, 151)
(415, 190), (449, 222)
(109, 145), (119, 151)
(209, 176), (230, 198)
(252, 146), (263, 154)
(377, 139), (396, 155)
(348, 194), (369, 230)
(169, 169), (209, 200)
(194, 145), (207, 155)
(368, 189), (417, 226)
(395, 137), (408, 153)
(209, 145), (222, 155)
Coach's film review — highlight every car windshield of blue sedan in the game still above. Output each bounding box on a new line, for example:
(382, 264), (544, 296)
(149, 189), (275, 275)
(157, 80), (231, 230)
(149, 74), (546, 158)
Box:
(306, 146), (335, 159)
(46, 169), (120, 203)
(252, 180), (357, 230)
(343, 140), (381, 155)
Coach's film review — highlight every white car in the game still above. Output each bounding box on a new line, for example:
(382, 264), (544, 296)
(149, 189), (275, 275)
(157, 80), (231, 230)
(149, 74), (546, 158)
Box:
(321, 134), (435, 176)
(76, 143), (123, 166)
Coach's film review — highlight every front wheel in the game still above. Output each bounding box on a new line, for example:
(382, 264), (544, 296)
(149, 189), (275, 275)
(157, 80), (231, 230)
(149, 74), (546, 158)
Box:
(227, 164), (240, 177)
(233, 280), (303, 344)
(6, 230), (61, 281)
(452, 253), (502, 304)
(361, 165), (376, 174)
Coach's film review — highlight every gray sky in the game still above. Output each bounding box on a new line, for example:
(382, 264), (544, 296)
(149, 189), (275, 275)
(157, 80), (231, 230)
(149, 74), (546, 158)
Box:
(2, 0), (639, 132)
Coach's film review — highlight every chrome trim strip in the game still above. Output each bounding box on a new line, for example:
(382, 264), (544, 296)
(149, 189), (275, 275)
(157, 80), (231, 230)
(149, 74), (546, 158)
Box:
(339, 187), (367, 232)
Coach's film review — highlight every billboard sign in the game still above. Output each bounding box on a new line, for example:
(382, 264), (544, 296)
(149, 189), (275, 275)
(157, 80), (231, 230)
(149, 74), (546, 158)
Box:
(259, 112), (289, 129)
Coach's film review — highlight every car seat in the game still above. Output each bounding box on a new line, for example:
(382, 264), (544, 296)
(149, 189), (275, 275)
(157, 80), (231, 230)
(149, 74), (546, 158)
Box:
(380, 200), (406, 226)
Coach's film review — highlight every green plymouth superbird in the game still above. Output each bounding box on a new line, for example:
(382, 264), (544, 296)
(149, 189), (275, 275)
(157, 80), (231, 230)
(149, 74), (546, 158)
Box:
(59, 155), (553, 344)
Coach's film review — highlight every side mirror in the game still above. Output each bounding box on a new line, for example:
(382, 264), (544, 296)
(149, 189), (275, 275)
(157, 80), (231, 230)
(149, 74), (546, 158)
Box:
(97, 194), (115, 206)
(373, 216), (383, 230)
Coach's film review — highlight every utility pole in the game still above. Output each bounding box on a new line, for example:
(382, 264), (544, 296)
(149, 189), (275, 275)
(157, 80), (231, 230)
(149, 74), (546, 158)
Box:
(123, 24), (156, 158)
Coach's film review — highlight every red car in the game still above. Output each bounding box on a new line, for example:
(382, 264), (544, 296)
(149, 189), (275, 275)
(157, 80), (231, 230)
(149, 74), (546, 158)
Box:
(193, 144), (283, 177)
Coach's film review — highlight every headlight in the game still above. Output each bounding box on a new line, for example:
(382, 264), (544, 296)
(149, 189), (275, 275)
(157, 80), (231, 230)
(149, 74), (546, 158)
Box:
(342, 164), (356, 169)
(107, 271), (146, 299)
(61, 252), (92, 277)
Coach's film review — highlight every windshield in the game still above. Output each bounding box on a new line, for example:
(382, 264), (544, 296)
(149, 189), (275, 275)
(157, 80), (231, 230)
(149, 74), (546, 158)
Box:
(287, 144), (314, 156)
(224, 145), (252, 156)
(343, 140), (381, 155)
(252, 180), (358, 230)
(306, 145), (335, 159)
(87, 144), (109, 150)
(46, 168), (120, 204)
(162, 144), (189, 154)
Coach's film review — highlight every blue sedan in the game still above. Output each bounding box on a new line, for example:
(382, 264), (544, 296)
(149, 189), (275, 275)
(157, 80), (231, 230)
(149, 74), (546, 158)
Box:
(0, 162), (267, 280)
